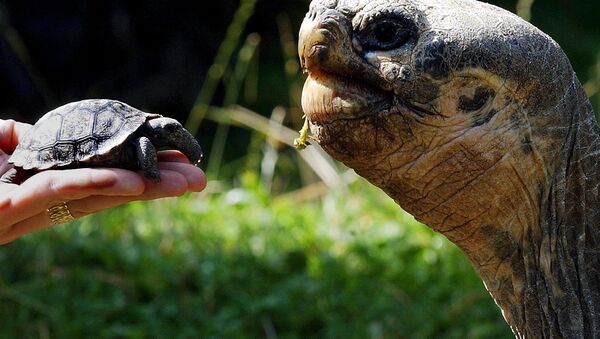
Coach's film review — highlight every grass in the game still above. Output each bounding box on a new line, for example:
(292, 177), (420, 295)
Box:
(0, 172), (512, 338)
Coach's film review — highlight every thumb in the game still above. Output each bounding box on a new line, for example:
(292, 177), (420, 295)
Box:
(0, 119), (32, 153)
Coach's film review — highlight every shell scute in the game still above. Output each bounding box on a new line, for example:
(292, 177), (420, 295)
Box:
(27, 115), (62, 149)
(53, 143), (76, 166)
(60, 108), (94, 141)
(9, 99), (153, 170)
(95, 109), (126, 139)
(76, 139), (100, 162)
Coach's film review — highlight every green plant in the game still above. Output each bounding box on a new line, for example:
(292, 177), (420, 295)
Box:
(0, 176), (511, 338)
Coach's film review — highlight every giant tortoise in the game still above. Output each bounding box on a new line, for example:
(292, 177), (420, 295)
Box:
(299, 0), (600, 337)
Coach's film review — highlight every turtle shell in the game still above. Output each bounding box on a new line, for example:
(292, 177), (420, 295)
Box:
(10, 99), (161, 170)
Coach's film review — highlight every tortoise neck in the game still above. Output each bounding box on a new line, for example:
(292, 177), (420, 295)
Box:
(482, 93), (600, 338)
(533, 101), (600, 337)
(333, 77), (600, 337)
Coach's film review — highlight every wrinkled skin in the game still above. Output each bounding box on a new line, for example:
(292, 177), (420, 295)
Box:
(299, 0), (600, 337)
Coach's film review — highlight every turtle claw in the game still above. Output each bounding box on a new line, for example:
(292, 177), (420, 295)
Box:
(144, 170), (161, 183)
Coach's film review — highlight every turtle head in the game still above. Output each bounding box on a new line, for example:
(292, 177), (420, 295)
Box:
(145, 117), (203, 165)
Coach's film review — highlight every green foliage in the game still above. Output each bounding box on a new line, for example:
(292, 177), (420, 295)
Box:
(0, 175), (511, 338)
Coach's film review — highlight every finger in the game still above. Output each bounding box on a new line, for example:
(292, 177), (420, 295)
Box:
(1, 193), (141, 245)
(0, 167), (206, 243)
(139, 169), (190, 200)
(0, 171), (194, 243)
(67, 195), (141, 215)
(0, 211), (51, 245)
(67, 166), (206, 214)
(67, 183), (188, 217)
(3, 168), (145, 226)
(0, 119), (32, 153)
(66, 169), (192, 206)
(157, 150), (191, 163)
(157, 162), (207, 192)
(63, 169), (195, 217)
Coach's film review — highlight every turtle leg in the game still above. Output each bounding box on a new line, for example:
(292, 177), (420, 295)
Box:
(134, 136), (161, 182)
(0, 168), (30, 185)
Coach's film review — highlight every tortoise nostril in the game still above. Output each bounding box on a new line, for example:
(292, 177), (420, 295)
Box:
(298, 6), (357, 77)
(301, 43), (330, 74)
(299, 15), (335, 72)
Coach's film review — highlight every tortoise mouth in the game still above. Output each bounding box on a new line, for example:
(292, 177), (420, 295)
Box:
(301, 71), (394, 125)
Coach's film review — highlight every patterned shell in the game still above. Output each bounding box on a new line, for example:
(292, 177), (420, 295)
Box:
(10, 99), (160, 170)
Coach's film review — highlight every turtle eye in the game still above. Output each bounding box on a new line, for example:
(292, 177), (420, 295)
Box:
(359, 18), (413, 51)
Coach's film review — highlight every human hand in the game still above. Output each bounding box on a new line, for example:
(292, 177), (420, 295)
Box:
(0, 119), (207, 244)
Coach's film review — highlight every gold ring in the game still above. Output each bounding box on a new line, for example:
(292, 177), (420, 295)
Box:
(47, 202), (75, 225)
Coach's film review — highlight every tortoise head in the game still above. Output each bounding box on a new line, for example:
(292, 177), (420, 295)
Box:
(298, 0), (590, 236)
(144, 117), (203, 165)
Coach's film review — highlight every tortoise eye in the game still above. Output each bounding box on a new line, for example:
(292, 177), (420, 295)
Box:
(375, 22), (400, 44)
(358, 17), (414, 51)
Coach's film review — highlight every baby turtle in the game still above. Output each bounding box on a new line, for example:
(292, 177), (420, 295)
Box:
(1, 99), (203, 184)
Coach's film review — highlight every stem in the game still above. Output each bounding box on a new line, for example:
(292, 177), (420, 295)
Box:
(185, 0), (258, 136)
(207, 34), (261, 178)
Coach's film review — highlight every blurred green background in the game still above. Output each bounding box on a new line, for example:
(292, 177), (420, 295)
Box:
(0, 0), (599, 337)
